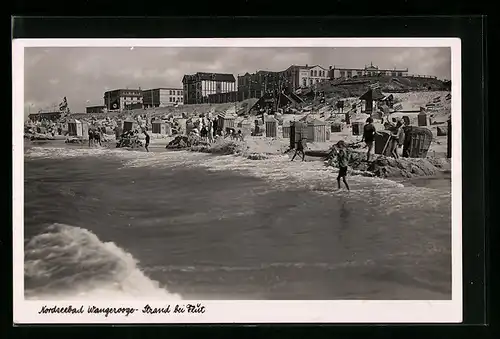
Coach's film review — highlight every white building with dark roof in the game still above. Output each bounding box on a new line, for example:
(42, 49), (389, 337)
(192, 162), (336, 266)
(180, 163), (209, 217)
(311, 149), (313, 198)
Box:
(280, 64), (330, 91)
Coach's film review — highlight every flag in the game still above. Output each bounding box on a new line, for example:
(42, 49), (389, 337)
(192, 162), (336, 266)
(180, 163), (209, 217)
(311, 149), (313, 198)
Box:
(433, 96), (441, 103)
(59, 97), (68, 111)
(445, 93), (452, 100)
(393, 103), (403, 111)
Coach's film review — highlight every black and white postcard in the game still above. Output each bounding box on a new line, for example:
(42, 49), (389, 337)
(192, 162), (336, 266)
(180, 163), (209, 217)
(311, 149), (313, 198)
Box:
(13, 38), (462, 323)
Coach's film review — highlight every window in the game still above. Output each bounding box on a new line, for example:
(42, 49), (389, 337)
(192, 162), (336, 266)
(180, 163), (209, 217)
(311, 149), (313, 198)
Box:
(340, 71), (345, 77)
(302, 78), (307, 86)
(398, 72), (403, 76)
(169, 90), (173, 95)
(169, 97), (172, 102)
(310, 70), (314, 76)
(347, 71), (352, 78)
(310, 79), (313, 85)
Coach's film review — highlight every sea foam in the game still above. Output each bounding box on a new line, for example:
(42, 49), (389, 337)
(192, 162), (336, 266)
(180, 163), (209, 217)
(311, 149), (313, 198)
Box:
(24, 223), (181, 300)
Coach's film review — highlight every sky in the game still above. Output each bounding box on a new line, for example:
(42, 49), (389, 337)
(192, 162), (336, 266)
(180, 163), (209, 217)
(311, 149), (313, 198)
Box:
(23, 47), (451, 117)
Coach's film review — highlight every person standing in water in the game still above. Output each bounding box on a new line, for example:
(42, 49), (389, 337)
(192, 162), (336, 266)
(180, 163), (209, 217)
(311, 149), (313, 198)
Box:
(143, 129), (150, 152)
(332, 140), (350, 191)
(291, 137), (307, 161)
(361, 117), (377, 162)
(88, 128), (94, 147)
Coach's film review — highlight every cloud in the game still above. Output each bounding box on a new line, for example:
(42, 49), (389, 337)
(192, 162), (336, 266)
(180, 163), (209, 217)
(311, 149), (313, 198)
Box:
(22, 46), (451, 117)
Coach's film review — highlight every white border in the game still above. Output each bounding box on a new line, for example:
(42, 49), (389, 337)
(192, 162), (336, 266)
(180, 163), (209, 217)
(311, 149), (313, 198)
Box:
(12, 38), (462, 324)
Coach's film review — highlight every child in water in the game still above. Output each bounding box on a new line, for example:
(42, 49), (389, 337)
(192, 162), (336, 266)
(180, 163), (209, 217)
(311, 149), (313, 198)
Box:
(332, 140), (350, 191)
(143, 129), (150, 152)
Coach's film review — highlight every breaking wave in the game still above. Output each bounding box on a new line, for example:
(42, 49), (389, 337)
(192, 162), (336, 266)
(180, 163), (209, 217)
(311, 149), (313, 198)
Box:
(23, 146), (450, 209)
(24, 223), (181, 300)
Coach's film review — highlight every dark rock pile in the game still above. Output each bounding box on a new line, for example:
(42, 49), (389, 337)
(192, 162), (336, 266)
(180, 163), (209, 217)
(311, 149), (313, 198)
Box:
(25, 133), (55, 141)
(116, 131), (143, 148)
(326, 149), (450, 178)
(166, 135), (207, 149)
(65, 137), (85, 144)
(247, 153), (268, 160)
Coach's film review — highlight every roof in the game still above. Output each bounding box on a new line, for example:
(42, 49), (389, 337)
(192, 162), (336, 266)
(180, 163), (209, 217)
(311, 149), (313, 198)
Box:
(359, 88), (386, 101)
(256, 70), (280, 75)
(104, 89), (142, 93)
(217, 111), (236, 119)
(183, 72), (236, 83)
(143, 88), (183, 91)
(264, 115), (277, 122)
(308, 118), (326, 126)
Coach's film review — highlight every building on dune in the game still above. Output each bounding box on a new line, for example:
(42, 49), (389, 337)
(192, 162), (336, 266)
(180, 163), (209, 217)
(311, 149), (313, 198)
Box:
(330, 62), (409, 79)
(208, 91), (239, 104)
(86, 105), (106, 114)
(142, 88), (184, 108)
(281, 64), (330, 91)
(182, 72), (236, 105)
(238, 70), (283, 100)
(103, 89), (143, 112)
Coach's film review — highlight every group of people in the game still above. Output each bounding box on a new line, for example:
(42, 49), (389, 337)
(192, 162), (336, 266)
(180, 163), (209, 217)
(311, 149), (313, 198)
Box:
(88, 127), (103, 147)
(362, 116), (406, 161)
(289, 115), (409, 192)
(114, 127), (150, 151)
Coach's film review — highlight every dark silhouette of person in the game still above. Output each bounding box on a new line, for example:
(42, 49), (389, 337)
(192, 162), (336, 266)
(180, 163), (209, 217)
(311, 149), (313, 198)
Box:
(143, 130), (150, 152)
(291, 137), (307, 161)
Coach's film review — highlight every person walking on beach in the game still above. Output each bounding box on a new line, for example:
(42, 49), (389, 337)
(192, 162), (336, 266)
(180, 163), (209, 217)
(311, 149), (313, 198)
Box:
(332, 140), (350, 191)
(361, 117), (377, 162)
(208, 118), (214, 143)
(291, 137), (307, 162)
(88, 128), (94, 147)
(92, 128), (102, 147)
(389, 120), (404, 159)
(143, 129), (150, 152)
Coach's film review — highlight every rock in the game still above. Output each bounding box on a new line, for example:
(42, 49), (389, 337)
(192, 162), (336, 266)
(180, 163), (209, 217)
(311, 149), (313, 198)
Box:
(325, 148), (450, 178)
(437, 126), (448, 136)
(247, 153), (268, 160)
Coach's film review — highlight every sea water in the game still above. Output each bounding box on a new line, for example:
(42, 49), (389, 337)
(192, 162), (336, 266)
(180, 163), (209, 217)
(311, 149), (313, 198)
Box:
(22, 144), (452, 300)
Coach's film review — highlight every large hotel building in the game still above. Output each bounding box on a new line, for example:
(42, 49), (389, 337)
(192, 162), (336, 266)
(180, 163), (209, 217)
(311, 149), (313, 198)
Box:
(103, 89), (143, 111)
(142, 88), (184, 108)
(182, 72), (236, 104)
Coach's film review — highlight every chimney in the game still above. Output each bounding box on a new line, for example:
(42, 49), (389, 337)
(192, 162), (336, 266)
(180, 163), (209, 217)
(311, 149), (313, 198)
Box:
(305, 64), (308, 68)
